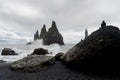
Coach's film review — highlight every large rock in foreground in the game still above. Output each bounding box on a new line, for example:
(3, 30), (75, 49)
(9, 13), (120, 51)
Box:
(1, 48), (17, 55)
(62, 26), (120, 71)
(43, 21), (64, 45)
(10, 55), (55, 72)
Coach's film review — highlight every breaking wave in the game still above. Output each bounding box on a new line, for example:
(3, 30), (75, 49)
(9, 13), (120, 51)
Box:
(0, 40), (75, 62)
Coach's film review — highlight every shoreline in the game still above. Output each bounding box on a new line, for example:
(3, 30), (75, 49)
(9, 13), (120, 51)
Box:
(0, 62), (120, 80)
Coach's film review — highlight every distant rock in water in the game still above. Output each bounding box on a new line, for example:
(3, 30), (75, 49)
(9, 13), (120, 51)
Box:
(32, 21), (64, 45)
(43, 21), (64, 45)
(62, 24), (120, 72)
(26, 42), (32, 45)
(1, 48), (17, 55)
(40, 24), (47, 39)
(31, 48), (49, 55)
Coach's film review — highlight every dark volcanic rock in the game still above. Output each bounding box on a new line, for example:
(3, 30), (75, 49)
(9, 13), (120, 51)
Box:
(85, 29), (88, 39)
(62, 25), (120, 72)
(26, 42), (32, 45)
(10, 55), (55, 72)
(1, 48), (17, 55)
(54, 53), (64, 61)
(34, 30), (39, 40)
(43, 21), (64, 45)
(31, 48), (49, 55)
(40, 24), (47, 39)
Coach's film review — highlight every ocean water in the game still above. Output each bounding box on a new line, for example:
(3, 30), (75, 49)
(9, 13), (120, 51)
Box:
(0, 40), (75, 62)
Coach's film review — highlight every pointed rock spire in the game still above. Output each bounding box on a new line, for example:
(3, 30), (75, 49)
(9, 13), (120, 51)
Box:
(40, 24), (47, 39)
(85, 29), (88, 39)
(34, 30), (39, 40)
(49, 21), (59, 33)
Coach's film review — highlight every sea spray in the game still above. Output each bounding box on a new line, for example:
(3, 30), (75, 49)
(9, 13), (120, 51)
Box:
(0, 40), (74, 62)
(28, 40), (62, 56)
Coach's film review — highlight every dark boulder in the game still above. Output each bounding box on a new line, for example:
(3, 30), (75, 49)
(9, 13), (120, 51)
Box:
(43, 21), (64, 45)
(54, 53), (64, 61)
(62, 25), (120, 72)
(26, 42), (32, 45)
(40, 24), (47, 39)
(31, 48), (49, 55)
(10, 55), (55, 72)
(1, 48), (17, 55)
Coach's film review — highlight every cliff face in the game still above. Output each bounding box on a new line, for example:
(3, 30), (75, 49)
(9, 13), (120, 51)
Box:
(40, 25), (47, 39)
(62, 25), (120, 71)
(43, 21), (64, 45)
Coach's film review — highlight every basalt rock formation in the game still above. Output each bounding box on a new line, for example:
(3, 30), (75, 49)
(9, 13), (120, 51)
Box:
(43, 21), (64, 45)
(34, 30), (39, 40)
(1, 48), (17, 55)
(40, 25), (47, 39)
(62, 22), (120, 72)
(33, 21), (64, 45)
(31, 48), (49, 55)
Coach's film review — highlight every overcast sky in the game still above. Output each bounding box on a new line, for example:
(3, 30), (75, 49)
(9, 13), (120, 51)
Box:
(0, 0), (120, 44)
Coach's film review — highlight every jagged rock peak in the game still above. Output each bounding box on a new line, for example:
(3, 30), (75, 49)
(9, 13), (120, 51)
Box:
(34, 30), (39, 40)
(43, 21), (64, 45)
(49, 21), (59, 33)
(40, 24), (47, 39)
(85, 29), (88, 39)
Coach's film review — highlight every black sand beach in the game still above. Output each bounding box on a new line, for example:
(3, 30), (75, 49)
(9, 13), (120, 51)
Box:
(0, 62), (120, 80)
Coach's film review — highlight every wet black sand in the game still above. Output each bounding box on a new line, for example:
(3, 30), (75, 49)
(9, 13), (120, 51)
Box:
(0, 62), (120, 80)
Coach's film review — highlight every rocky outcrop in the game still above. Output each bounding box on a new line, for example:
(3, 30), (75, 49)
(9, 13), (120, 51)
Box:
(10, 55), (55, 72)
(62, 24), (120, 71)
(40, 25), (47, 39)
(31, 48), (49, 55)
(34, 30), (39, 40)
(43, 21), (64, 45)
(33, 21), (64, 45)
(1, 48), (17, 55)
(54, 53), (64, 61)
(26, 42), (32, 45)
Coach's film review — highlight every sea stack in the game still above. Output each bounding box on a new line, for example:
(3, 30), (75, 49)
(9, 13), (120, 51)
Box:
(62, 21), (120, 72)
(34, 30), (39, 40)
(40, 24), (47, 39)
(43, 21), (64, 45)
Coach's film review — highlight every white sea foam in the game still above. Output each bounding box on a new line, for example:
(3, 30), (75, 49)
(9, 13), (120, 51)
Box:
(0, 40), (75, 62)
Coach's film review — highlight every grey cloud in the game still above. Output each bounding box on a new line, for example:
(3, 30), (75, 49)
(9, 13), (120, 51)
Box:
(0, 0), (120, 44)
